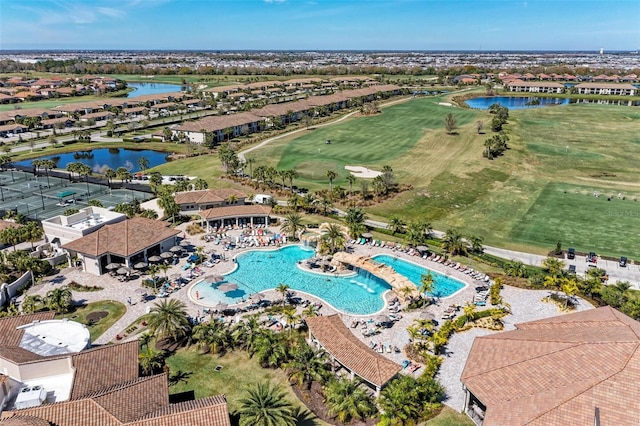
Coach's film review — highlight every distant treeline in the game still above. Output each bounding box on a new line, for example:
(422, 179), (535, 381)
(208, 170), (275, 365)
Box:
(0, 58), (637, 78)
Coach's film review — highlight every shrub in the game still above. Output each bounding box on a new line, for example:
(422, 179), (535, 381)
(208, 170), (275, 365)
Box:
(490, 277), (503, 305)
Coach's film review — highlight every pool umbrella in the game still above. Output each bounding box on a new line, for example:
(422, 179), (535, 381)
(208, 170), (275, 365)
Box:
(148, 255), (162, 263)
(105, 262), (121, 271)
(419, 311), (435, 321)
(169, 245), (183, 253)
(116, 266), (131, 275)
(136, 288), (148, 296)
(249, 293), (265, 303)
(169, 273), (181, 281)
(160, 252), (173, 259)
(416, 245), (429, 253)
(133, 261), (148, 270)
(218, 283), (238, 292)
(179, 240), (191, 247)
(213, 302), (228, 312)
(375, 314), (390, 323)
(361, 232), (373, 239)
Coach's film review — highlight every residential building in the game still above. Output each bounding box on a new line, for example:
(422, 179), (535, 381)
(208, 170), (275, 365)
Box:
(506, 80), (565, 93)
(461, 306), (640, 425)
(574, 83), (637, 96)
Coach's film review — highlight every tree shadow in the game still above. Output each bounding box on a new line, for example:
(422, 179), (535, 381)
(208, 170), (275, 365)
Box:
(293, 406), (321, 426)
(168, 369), (192, 386)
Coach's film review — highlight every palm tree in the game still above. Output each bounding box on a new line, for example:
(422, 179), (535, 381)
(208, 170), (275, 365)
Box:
(138, 347), (163, 376)
(147, 299), (191, 342)
(281, 305), (299, 332)
(420, 271), (435, 297)
(442, 228), (468, 256)
(192, 320), (231, 354)
(104, 167), (116, 188)
(276, 283), (290, 304)
(138, 332), (153, 352)
(41, 159), (56, 188)
(45, 286), (73, 314)
(158, 194), (180, 223)
(284, 342), (329, 389)
(21, 295), (42, 314)
(301, 304), (318, 318)
(560, 277), (579, 308)
(378, 375), (423, 424)
(280, 213), (304, 241)
(468, 235), (484, 254)
(323, 377), (376, 424)
(326, 170), (337, 192)
(388, 216), (405, 235)
(346, 174), (356, 195)
(405, 221), (428, 246)
(344, 207), (367, 239)
(463, 302), (477, 325)
(245, 157), (255, 179)
(236, 381), (296, 426)
(542, 257), (565, 277)
(138, 156), (150, 173)
(0, 227), (22, 252)
(286, 169), (297, 191)
(254, 331), (290, 368)
(321, 223), (345, 254)
(23, 221), (43, 249)
(505, 260), (528, 278)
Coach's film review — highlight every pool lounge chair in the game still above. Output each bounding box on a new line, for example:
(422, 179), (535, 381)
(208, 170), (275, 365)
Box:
(402, 359), (411, 369)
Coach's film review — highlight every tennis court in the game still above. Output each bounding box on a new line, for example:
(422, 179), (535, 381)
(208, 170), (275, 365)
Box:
(0, 170), (153, 220)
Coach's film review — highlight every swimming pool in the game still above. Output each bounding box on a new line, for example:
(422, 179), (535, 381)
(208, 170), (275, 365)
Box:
(190, 245), (392, 315)
(372, 255), (466, 298)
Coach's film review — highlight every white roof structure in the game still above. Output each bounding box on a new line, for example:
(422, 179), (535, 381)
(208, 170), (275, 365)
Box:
(18, 319), (90, 356)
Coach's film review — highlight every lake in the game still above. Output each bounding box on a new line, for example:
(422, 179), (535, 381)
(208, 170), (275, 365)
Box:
(17, 149), (170, 173)
(465, 96), (570, 110)
(127, 82), (184, 98)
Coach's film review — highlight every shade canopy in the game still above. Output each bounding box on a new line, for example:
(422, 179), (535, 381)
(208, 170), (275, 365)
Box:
(179, 240), (191, 247)
(210, 275), (225, 283)
(133, 262), (148, 270)
(160, 252), (173, 259)
(148, 255), (162, 263)
(375, 314), (390, 323)
(361, 232), (373, 239)
(419, 311), (435, 320)
(116, 267), (131, 275)
(416, 245), (429, 252)
(105, 263), (121, 270)
(136, 288), (148, 295)
(213, 302), (228, 312)
(218, 283), (238, 292)
(249, 293), (265, 302)
(169, 246), (183, 253)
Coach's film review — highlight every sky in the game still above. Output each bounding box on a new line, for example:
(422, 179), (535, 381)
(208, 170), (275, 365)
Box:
(0, 0), (639, 51)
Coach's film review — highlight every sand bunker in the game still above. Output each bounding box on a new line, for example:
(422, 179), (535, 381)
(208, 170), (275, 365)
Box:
(438, 102), (453, 106)
(345, 166), (383, 179)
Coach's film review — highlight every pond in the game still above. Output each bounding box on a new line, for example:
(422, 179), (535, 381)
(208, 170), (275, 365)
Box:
(127, 82), (184, 98)
(465, 96), (570, 110)
(16, 148), (170, 173)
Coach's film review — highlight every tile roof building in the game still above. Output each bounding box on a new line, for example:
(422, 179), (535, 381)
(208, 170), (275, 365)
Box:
(461, 306), (640, 425)
(0, 314), (231, 426)
(62, 217), (180, 275)
(306, 314), (401, 396)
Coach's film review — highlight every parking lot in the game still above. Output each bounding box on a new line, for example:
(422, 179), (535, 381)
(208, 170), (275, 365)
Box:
(0, 170), (152, 220)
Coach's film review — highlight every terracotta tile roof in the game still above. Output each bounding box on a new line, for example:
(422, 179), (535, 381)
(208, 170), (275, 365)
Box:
(252, 99), (312, 117)
(0, 124), (28, 132)
(90, 375), (169, 423)
(575, 82), (637, 89)
(174, 189), (246, 205)
(461, 306), (640, 425)
(131, 395), (231, 426)
(0, 415), (51, 425)
(175, 112), (262, 133)
(0, 220), (24, 232)
(199, 205), (272, 220)
(202, 85), (244, 94)
(306, 314), (401, 388)
(1, 399), (119, 426)
(0, 312), (55, 347)
(70, 341), (139, 399)
(0, 346), (43, 364)
(507, 79), (565, 88)
(63, 217), (180, 258)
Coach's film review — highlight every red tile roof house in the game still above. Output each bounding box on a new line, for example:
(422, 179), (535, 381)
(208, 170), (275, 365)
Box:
(62, 217), (180, 276)
(172, 112), (264, 144)
(0, 313), (231, 426)
(460, 306), (640, 425)
(173, 189), (272, 229)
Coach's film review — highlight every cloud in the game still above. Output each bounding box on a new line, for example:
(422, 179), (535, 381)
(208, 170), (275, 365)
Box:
(264, 0), (286, 3)
(98, 7), (126, 19)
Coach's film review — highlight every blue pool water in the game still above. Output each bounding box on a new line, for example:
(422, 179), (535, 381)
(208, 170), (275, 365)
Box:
(465, 96), (570, 110)
(372, 255), (465, 298)
(16, 149), (170, 173)
(191, 246), (392, 315)
(127, 82), (183, 98)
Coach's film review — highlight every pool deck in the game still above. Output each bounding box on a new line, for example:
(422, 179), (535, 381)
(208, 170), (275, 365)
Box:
(17, 224), (595, 412)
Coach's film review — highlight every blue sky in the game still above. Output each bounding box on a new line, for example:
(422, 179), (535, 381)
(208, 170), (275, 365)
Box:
(1, 0), (639, 51)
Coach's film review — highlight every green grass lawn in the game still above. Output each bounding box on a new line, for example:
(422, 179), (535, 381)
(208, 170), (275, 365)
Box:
(423, 407), (475, 426)
(165, 348), (330, 425)
(57, 300), (126, 342)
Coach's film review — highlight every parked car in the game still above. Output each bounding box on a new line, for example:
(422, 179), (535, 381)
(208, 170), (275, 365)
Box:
(568, 265), (577, 274)
(567, 248), (576, 260)
(587, 252), (597, 263)
(620, 256), (628, 267)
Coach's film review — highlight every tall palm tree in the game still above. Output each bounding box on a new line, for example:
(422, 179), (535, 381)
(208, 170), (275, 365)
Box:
(326, 170), (337, 192)
(41, 159), (56, 188)
(323, 377), (376, 424)
(245, 157), (255, 179)
(280, 213), (304, 241)
(254, 331), (290, 368)
(138, 347), (163, 376)
(138, 332), (153, 352)
(378, 375), (423, 424)
(405, 221), (428, 246)
(45, 286), (73, 314)
(346, 174), (356, 195)
(301, 304), (319, 318)
(104, 167), (116, 188)
(236, 382), (296, 426)
(281, 305), (299, 332)
(286, 169), (297, 191)
(388, 216), (405, 235)
(321, 223), (345, 254)
(138, 156), (150, 172)
(147, 299), (191, 342)
(420, 271), (435, 297)
(344, 207), (367, 239)
(192, 320), (231, 354)
(276, 283), (290, 304)
(442, 228), (468, 256)
(284, 342), (329, 389)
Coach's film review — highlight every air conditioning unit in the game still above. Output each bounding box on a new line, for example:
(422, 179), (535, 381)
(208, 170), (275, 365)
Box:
(14, 385), (46, 409)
